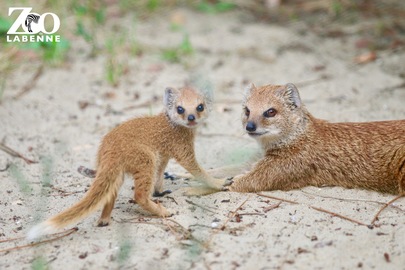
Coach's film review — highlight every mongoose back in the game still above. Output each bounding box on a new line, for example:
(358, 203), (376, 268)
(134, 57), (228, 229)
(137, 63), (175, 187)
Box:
(28, 86), (230, 239)
(229, 83), (405, 194)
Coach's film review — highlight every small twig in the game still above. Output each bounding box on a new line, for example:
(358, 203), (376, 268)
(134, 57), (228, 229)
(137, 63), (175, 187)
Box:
(309, 206), (368, 226)
(14, 64), (44, 99)
(0, 143), (37, 164)
(50, 186), (84, 197)
(165, 196), (178, 205)
(203, 195), (251, 250)
(371, 194), (404, 225)
(185, 199), (216, 214)
(257, 193), (298, 205)
(122, 98), (159, 111)
(0, 163), (11, 172)
(301, 190), (405, 212)
(262, 201), (282, 213)
(257, 193), (367, 227)
(238, 212), (265, 216)
(0, 227), (78, 253)
(219, 195), (251, 231)
(295, 74), (331, 88)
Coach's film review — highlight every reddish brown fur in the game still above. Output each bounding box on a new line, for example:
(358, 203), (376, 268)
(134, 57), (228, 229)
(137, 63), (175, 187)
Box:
(230, 83), (405, 194)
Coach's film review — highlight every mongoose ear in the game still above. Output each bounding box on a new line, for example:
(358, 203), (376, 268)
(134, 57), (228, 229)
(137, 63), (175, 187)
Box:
(243, 83), (256, 102)
(244, 83), (256, 95)
(284, 83), (302, 108)
(164, 87), (177, 108)
(201, 88), (214, 111)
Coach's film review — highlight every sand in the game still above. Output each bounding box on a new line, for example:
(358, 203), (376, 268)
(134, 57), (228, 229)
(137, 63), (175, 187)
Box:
(1, 8), (404, 270)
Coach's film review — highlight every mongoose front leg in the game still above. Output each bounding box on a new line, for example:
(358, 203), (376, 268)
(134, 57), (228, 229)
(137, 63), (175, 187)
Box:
(175, 152), (232, 190)
(229, 159), (300, 192)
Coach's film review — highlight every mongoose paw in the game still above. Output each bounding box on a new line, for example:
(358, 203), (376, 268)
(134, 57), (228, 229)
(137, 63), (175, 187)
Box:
(224, 177), (234, 186)
(153, 190), (172, 197)
(97, 219), (110, 227)
(220, 177), (234, 191)
(163, 172), (176, 180)
(78, 166), (97, 178)
(160, 209), (173, 217)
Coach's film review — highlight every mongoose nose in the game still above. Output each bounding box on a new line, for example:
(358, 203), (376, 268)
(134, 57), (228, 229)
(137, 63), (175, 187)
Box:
(188, 114), (196, 122)
(246, 121), (257, 132)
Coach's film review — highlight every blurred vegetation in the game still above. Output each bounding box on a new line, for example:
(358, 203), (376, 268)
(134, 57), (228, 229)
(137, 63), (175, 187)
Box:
(0, 0), (404, 88)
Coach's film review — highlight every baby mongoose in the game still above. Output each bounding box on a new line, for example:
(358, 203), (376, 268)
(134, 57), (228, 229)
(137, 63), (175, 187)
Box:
(229, 83), (405, 194)
(28, 86), (231, 239)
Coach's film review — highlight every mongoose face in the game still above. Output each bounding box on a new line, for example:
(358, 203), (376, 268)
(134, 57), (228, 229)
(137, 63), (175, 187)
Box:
(242, 83), (305, 146)
(164, 86), (211, 128)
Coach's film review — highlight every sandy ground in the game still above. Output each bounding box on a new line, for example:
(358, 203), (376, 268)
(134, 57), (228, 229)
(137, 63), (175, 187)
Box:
(1, 8), (405, 270)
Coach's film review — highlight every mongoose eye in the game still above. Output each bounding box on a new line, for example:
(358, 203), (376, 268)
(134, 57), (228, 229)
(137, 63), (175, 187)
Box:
(196, 104), (204, 112)
(244, 107), (250, 117)
(263, 108), (277, 118)
(177, 106), (185, 114)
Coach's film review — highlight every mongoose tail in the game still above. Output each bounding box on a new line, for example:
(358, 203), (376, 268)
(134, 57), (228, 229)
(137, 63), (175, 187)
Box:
(27, 168), (123, 240)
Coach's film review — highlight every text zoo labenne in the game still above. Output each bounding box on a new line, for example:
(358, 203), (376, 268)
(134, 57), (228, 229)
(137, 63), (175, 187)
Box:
(6, 7), (61, 43)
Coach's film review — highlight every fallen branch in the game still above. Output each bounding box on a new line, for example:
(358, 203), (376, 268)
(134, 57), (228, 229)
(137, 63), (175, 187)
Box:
(203, 195), (251, 249)
(51, 186), (84, 197)
(301, 190), (405, 212)
(371, 194), (404, 225)
(257, 193), (368, 227)
(309, 206), (368, 226)
(14, 64), (44, 99)
(0, 227), (78, 253)
(257, 193), (298, 204)
(185, 199), (216, 214)
(262, 201), (282, 213)
(0, 143), (37, 164)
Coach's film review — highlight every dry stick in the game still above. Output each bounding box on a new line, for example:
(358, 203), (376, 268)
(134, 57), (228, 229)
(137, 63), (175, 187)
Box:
(262, 201), (282, 213)
(257, 193), (367, 227)
(122, 98), (159, 111)
(203, 195), (251, 249)
(0, 227), (78, 253)
(185, 199), (216, 214)
(371, 194), (404, 225)
(257, 193), (298, 205)
(301, 190), (405, 212)
(0, 143), (38, 164)
(14, 64), (44, 99)
(295, 74), (331, 88)
(309, 206), (368, 226)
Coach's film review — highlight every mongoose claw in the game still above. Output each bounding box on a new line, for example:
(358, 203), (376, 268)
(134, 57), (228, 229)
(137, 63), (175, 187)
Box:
(163, 172), (176, 180)
(224, 177), (234, 186)
(153, 190), (172, 197)
(221, 186), (230, 191)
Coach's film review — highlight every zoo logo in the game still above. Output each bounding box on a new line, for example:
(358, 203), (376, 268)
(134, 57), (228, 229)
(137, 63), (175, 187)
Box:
(7, 7), (60, 35)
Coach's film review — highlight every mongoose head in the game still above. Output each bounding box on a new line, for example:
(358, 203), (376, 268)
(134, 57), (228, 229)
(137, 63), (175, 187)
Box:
(242, 83), (308, 147)
(164, 86), (212, 128)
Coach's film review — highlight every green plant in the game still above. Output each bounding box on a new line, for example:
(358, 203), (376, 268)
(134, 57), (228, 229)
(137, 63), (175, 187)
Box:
(0, 16), (12, 36)
(161, 33), (194, 63)
(31, 256), (48, 270)
(117, 240), (132, 264)
(331, 0), (343, 18)
(197, 1), (236, 14)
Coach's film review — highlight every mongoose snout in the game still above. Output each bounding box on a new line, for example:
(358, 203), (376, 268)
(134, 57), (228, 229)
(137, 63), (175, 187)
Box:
(246, 121), (257, 132)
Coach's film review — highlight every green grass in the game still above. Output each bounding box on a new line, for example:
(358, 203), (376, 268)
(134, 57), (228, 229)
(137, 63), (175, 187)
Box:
(196, 1), (236, 14)
(162, 33), (194, 63)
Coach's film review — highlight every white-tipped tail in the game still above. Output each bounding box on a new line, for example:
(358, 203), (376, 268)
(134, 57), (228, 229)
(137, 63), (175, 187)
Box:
(27, 221), (56, 241)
